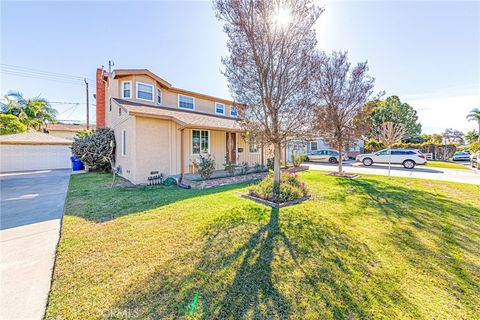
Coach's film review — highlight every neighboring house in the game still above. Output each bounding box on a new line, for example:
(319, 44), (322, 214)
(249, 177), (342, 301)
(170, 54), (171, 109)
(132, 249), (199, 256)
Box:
(0, 132), (72, 172)
(46, 123), (95, 140)
(287, 138), (364, 161)
(96, 68), (270, 184)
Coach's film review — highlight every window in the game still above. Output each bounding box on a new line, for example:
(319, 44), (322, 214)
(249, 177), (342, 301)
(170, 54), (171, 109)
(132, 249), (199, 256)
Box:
(178, 94), (195, 110)
(136, 82), (153, 101)
(119, 106), (122, 116)
(157, 88), (162, 104)
(230, 106), (238, 117)
(377, 149), (390, 155)
(215, 103), (225, 115)
(249, 141), (258, 153)
(192, 130), (209, 154)
(310, 141), (318, 151)
(121, 130), (126, 156)
(122, 81), (131, 99)
(109, 102), (112, 112)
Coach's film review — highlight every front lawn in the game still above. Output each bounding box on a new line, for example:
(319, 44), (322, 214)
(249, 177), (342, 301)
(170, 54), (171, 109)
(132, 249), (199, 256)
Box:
(426, 160), (470, 170)
(46, 172), (480, 319)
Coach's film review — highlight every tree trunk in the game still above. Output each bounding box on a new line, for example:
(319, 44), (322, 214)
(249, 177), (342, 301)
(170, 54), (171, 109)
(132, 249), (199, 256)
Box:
(338, 142), (343, 174)
(273, 141), (281, 188)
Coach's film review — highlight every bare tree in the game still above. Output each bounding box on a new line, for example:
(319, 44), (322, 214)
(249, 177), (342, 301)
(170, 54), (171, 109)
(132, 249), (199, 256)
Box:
(313, 51), (374, 174)
(374, 121), (406, 175)
(442, 128), (465, 145)
(214, 0), (322, 187)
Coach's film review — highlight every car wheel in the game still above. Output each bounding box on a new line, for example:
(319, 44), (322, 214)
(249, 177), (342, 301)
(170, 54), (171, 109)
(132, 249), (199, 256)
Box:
(403, 160), (416, 169)
(328, 157), (338, 164)
(305, 157), (310, 162)
(362, 158), (373, 166)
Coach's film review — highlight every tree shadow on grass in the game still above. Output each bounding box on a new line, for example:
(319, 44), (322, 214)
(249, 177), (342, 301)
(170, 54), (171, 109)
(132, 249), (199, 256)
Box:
(110, 206), (422, 319)
(334, 178), (480, 312)
(64, 173), (254, 223)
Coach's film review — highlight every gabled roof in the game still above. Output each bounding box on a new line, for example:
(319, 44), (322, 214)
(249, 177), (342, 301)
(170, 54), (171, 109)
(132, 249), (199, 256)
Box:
(110, 69), (239, 106)
(0, 132), (72, 145)
(113, 98), (242, 132)
(112, 69), (172, 88)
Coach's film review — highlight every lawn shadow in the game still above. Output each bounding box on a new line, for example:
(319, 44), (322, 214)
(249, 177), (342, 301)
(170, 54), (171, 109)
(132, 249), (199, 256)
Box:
(110, 206), (422, 319)
(335, 177), (480, 308)
(64, 173), (255, 223)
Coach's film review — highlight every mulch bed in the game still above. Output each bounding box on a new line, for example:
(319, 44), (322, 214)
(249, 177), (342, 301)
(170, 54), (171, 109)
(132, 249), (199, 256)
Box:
(327, 172), (360, 179)
(188, 172), (268, 189)
(241, 194), (311, 208)
(282, 165), (309, 173)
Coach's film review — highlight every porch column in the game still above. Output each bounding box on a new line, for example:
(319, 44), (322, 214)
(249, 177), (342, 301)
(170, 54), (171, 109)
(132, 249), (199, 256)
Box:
(180, 128), (185, 181)
(261, 141), (264, 168)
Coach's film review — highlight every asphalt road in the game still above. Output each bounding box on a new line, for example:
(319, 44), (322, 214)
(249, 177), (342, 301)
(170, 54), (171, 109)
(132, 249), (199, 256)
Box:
(306, 160), (480, 185)
(0, 169), (70, 320)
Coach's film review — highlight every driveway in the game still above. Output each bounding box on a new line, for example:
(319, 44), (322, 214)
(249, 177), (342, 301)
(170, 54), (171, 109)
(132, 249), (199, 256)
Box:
(0, 169), (70, 320)
(306, 161), (480, 185)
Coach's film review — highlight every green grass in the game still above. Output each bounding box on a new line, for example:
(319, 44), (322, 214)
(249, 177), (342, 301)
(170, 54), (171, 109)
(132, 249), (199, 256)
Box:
(46, 172), (480, 319)
(425, 160), (470, 170)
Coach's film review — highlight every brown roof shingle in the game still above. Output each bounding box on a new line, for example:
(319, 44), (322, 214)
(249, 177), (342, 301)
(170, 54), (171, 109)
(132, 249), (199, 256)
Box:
(0, 132), (72, 145)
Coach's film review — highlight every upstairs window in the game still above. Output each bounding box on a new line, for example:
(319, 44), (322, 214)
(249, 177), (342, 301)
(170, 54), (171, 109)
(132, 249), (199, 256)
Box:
(215, 103), (225, 115)
(230, 106), (238, 117)
(192, 130), (209, 154)
(122, 81), (131, 99)
(178, 94), (195, 110)
(136, 82), (153, 101)
(157, 88), (162, 105)
(310, 141), (318, 151)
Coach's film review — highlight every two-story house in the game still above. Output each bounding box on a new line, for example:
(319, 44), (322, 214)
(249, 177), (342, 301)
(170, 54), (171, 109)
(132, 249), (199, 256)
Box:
(96, 68), (270, 184)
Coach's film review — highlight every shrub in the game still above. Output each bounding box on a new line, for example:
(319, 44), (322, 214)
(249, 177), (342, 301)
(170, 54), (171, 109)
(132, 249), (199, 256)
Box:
(240, 161), (250, 175)
(76, 128), (94, 139)
(291, 154), (307, 167)
(0, 114), (26, 135)
(71, 128), (115, 172)
(253, 162), (263, 172)
(470, 142), (480, 153)
(266, 157), (274, 170)
(193, 154), (216, 180)
(223, 157), (236, 176)
(249, 172), (308, 203)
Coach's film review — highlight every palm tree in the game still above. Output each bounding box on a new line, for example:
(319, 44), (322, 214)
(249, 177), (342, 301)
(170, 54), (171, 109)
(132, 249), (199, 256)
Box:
(467, 108), (480, 139)
(0, 91), (57, 131)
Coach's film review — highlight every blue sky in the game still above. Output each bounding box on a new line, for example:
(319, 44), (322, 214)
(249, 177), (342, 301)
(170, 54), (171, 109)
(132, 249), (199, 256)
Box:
(1, 0), (479, 133)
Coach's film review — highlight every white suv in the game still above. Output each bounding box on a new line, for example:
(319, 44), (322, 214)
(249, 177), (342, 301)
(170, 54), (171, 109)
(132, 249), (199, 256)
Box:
(356, 148), (427, 169)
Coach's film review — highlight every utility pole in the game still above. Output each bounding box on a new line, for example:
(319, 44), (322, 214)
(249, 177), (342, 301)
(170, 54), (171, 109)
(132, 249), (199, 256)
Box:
(84, 78), (89, 129)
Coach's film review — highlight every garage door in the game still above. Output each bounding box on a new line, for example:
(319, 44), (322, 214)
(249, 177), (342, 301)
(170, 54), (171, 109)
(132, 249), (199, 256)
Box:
(0, 145), (72, 172)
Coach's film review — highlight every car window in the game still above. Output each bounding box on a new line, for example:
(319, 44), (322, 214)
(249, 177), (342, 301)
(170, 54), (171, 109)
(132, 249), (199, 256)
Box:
(391, 150), (403, 155)
(378, 149), (390, 155)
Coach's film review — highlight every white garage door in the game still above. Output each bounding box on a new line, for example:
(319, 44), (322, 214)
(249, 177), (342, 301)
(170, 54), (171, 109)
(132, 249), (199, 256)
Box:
(0, 145), (72, 172)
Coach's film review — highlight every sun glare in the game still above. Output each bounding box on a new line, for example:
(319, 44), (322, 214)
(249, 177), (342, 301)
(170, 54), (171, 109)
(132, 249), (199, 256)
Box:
(272, 6), (291, 29)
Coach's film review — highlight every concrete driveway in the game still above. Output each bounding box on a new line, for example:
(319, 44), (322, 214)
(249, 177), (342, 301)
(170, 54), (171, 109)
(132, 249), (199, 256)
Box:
(306, 160), (480, 185)
(0, 169), (70, 320)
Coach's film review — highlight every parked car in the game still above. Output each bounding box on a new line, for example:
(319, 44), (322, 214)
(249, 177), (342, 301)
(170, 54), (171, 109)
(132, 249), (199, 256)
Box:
(452, 151), (471, 161)
(471, 151), (479, 169)
(356, 148), (427, 169)
(306, 149), (349, 163)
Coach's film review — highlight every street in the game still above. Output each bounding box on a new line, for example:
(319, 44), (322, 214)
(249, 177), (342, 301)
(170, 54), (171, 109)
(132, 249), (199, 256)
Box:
(306, 160), (480, 185)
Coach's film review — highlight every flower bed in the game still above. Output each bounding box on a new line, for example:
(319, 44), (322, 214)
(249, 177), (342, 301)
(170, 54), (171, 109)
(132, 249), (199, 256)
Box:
(246, 172), (310, 207)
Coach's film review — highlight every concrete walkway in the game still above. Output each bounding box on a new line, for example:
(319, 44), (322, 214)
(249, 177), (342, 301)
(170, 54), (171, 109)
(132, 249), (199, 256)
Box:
(307, 161), (480, 185)
(1, 169), (70, 320)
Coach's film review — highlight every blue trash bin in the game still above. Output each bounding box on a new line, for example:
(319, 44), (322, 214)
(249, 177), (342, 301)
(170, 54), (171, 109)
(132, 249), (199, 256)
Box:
(70, 156), (84, 171)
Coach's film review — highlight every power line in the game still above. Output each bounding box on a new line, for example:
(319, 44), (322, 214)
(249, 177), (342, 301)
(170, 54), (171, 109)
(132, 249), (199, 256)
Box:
(2, 70), (86, 86)
(1, 64), (93, 82)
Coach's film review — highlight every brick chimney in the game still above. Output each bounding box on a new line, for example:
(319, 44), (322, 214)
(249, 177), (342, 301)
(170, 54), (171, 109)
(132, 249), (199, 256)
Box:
(96, 68), (106, 128)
